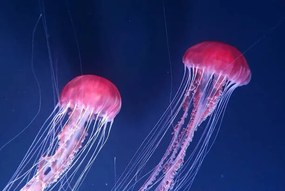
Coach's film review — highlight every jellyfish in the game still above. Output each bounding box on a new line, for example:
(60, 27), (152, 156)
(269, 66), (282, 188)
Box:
(4, 75), (121, 191)
(113, 41), (251, 191)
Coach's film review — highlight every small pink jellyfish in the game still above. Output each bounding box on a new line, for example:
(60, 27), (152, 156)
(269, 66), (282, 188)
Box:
(4, 75), (121, 191)
(114, 41), (251, 191)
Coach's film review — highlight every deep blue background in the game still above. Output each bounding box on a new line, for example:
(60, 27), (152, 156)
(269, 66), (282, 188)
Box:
(0, 0), (284, 190)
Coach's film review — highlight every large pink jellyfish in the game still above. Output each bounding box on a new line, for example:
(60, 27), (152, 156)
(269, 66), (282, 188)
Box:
(4, 75), (121, 191)
(114, 41), (251, 191)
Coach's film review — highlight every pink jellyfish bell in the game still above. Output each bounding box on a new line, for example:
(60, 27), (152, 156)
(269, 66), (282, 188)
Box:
(183, 41), (251, 85)
(113, 41), (251, 191)
(60, 75), (121, 121)
(4, 75), (121, 191)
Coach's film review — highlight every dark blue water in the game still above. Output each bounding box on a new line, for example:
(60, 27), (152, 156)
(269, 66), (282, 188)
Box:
(0, 0), (284, 190)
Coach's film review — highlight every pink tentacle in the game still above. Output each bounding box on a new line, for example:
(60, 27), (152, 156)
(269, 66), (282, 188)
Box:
(21, 109), (89, 191)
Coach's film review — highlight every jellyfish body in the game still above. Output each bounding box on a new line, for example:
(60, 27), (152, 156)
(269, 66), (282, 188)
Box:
(114, 41), (251, 191)
(4, 75), (121, 191)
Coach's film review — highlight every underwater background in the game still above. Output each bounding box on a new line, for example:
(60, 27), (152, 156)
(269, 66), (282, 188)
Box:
(0, 0), (284, 190)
